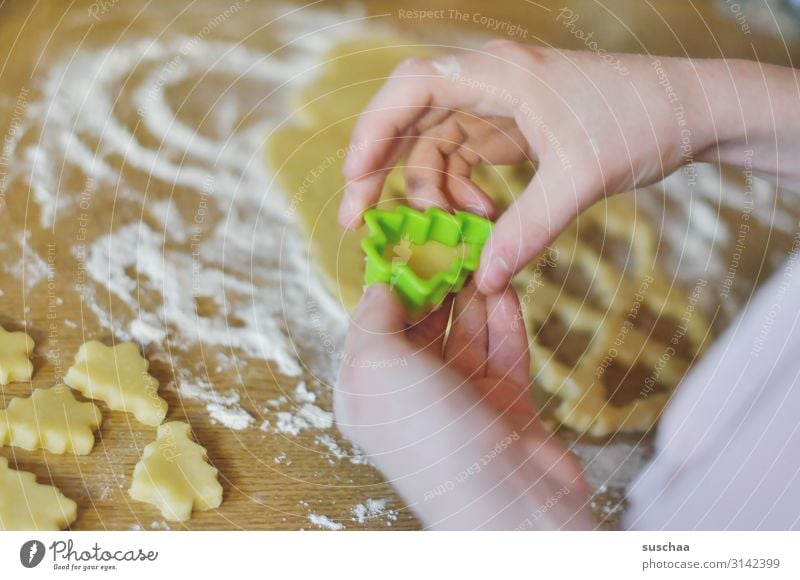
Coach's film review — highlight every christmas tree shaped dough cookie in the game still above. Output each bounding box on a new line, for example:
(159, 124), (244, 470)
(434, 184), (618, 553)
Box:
(129, 422), (223, 521)
(64, 341), (167, 426)
(0, 457), (77, 530)
(0, 385), (102, 455)
(0, 323), (34, 385)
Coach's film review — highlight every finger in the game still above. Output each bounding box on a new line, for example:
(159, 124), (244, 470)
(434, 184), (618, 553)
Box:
(475, 163), (595, 294)
(444, 283), (488, 378)
(459, 116), (531, 166)
(444, 154), (496, 218)
(405, 115), (526, 218)
(339, 54), (514, 228)
(346, 284), (408, 352)
(338, 130), (416, 228)
(485, 287), (530, 387)
(405, 295), (453, 356)
(403, 121), (458, 212)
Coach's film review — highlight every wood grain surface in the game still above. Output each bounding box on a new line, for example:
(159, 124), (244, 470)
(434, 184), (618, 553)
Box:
(0, 0), (797, 531)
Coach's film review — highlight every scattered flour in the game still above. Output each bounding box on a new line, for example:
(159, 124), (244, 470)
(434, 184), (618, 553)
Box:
(7, 7), (360, 439)
(175, 373), (254, 431)
(351, 498), (398, 525)
(264, 395), (289, 408)
(315, 433), (371, 466)
(149, 520), (171, 530)
(297, 403), (334, 429)
(11, 233), (49, 292)
(273, 412), (305, 437)
(266, 403), (333, 436)
(293, 380), (316, 403)
(315, 433), (347, 460)
(308, 513), (344, 531)
(79, 221), (305, 378)
(261, 379), (335, 436)
(207, 402), (254, 431)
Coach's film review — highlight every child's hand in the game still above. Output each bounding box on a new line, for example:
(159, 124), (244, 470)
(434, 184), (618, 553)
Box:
(339, 41), (799, 293)
(334, 283), (594, 529)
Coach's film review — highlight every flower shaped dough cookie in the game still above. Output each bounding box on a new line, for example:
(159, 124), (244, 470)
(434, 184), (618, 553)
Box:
(129, 422), (223, 521)
(0, 457), (77, 530)
(64, 341), (167, 426)
(0, 385), (102, 455)
(0, 324), (34, 385)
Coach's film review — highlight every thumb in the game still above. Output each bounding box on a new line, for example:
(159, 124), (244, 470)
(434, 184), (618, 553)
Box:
(349, 283), (408, 339)
(475, 164), (592, 294)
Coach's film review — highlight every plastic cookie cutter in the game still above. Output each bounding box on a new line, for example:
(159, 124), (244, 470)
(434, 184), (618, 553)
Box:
(361, 205), (494, 312)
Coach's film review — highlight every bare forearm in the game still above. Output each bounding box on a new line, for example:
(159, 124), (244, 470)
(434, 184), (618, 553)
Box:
(691, 59), (800, 191)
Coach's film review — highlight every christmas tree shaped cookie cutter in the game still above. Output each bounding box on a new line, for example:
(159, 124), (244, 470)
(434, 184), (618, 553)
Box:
(361, 205), (494, 312)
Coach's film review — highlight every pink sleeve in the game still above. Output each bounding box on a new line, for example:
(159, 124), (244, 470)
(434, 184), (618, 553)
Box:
(624, 255), (800, 530)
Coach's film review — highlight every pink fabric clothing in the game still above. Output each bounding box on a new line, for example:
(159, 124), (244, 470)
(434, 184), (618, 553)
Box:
(624, 255), (800, 530)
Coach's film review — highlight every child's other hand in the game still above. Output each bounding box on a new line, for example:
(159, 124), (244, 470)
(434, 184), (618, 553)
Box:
(334, 283), (593, 529)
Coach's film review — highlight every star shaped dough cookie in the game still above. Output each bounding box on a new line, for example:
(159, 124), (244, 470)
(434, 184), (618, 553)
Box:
(129, 422), (223, 521)
(64, 341), (167, 426)
(0, 385), (102, 455)
(0, 457), (77, 530)
(0, 324), (34, 385)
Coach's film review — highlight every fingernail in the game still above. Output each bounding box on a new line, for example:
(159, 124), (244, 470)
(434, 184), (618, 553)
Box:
(362, 284), (381, 305)
(354, 285), (376, 318)
(430, 55), (460, 77)
(343, 151), (358, 175)
(483, 256), (512, 291)
(338, 197), (352, 226)
(338, 195), (360, 228)
(465, 203), (488, 217)
(343, 141), (367, 175)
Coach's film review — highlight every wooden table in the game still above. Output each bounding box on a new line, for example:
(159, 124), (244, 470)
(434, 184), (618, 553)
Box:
(0, 0), (797, 530)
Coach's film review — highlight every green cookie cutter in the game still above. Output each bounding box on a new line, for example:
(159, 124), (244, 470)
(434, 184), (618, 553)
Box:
(361, 205), (494, 312)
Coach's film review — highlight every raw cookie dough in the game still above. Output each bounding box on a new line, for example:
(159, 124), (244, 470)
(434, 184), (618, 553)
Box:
(0, 323), (34, 385)
(129, 421), (223, 521)
(266, 39), (429, 309)
(0, 385), (102, 455)
(0, 456), (77, 530)
(517, 195), (710, 436)
(64, 341), (167, 427)
(387, 239), (468, 280)
(267, 38), (710, 437)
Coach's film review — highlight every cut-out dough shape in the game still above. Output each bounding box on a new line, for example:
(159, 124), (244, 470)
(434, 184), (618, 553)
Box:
(0, 457), (77, 530)
(0, 385), (102, 455)
(0, 323), (34, 385)
(388, 238), (467, 280)
(129, 421), (223, 521)
(64, 341), (167, 426)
